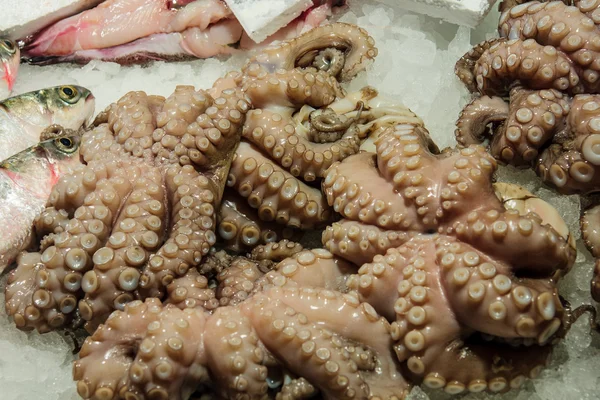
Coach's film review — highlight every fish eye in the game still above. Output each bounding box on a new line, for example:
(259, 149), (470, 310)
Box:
(0, 39), (15, 54)
(59, 85), (80, 103)
(54, 137), (77, 153)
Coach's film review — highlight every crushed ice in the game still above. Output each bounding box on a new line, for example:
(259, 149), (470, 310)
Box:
(2, 2), (599, 399)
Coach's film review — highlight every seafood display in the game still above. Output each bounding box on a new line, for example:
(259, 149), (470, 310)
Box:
(0, 131), (82, 273)
(2, 1), (600, 399)
(19, 0), (342, 65)
(0, 85), (94, 161)
(0, 18), (595, 400)
(0, 38), (19, 99)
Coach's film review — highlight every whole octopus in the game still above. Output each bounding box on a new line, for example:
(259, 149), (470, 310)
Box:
(455, 0), (600, 303)
(1, 20), (594, 400)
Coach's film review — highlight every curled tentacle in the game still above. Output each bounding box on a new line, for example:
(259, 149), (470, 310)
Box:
(489, 87), (570, 165)
(473, 38), (582, 96)
(455, 95), (509, 147)
(242, 23), (378, 82)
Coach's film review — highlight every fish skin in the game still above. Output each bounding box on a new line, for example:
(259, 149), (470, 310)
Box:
(0, 38), (20, 99)
(0, 85), (95, 161)
(0, 135), (82, 273)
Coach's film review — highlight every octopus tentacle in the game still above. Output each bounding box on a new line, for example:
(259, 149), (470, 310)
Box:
(249, 239), (305, 262)
(455, 38), (505, 93)
(451, 209), (575, 277)
(227, 141), (332, 229)
(106, 91), (162, 148)
(536, 94), (600, 192)
(5, 165), (135, 332)
(490, 87), (570, 164)
(323, 152), (426, 231)
(165, 268), (219, 311)
(436, 237), (564, 344)
(153, 85), (214, 165)
(257, 248), (355, 293)
(499, 1), (600, 92)
(217, 192), (301, 253)
(242, 108), (362, 181)
(74, 299), (209, 400)
(454, 95), (509, 147)
(473, 38), (581, 96)
(139, 165), (218, 298)
(243, 23), (378, 82)
(203, 307), (270, 399)
(322, 219), (412, 266)
(247, 287), (409, 400)
(349, 236), (557, 394)
(242, 68), (343, 110)
(34, 207), (71, 251)
(581, 203), (600, 300)
(176, 88), (250, 171)
(277, 377), (317, 399)
(78, 167), (166, 331)
(215, 257), (263, 306)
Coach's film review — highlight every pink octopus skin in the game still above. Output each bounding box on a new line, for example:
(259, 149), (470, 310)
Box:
(4, 83), (250, 333)
(454, 0), (600, 195)
(316, 120), (577, 394)
(73, 258), (410, 400)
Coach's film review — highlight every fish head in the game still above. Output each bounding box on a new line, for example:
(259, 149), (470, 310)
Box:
(44, 85), (96, 130)
(0, 38), (20, 94)
(39, 135), (82, 175)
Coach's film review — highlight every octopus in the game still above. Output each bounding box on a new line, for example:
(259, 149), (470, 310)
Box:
(69, 116), (587, 400)
(2, 19), (590, 400)
(454, 0), (600, 194)
(3, 21), (400, 334)
(454, 0), (600, 305)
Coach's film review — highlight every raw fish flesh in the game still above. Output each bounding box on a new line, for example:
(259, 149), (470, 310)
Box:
(0, 133), (82, 273)
(23, 0), (341, 64)
(0, 38), (19, 99)
(0, 85), (94, 161)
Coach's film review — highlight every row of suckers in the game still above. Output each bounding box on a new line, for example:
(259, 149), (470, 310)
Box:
(0, 85), (96, 273)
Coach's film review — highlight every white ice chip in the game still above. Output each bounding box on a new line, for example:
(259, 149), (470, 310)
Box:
(0, 0), (104, 40)
(374, 0), (498, 28)
(224, 0), (313, 43)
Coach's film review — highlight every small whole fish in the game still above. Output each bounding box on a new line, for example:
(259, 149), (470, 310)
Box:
(0, 133), (82, 273)
(0, 85), (94, 161)
(0, 38), (20, 99)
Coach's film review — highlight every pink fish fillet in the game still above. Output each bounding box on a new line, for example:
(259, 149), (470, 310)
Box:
(23, 0), (342, 64)
(25, 0), (231, 57)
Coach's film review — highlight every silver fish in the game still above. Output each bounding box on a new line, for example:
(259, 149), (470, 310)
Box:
(0, 134), (82, 273)
(0, 85), (94, 161)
